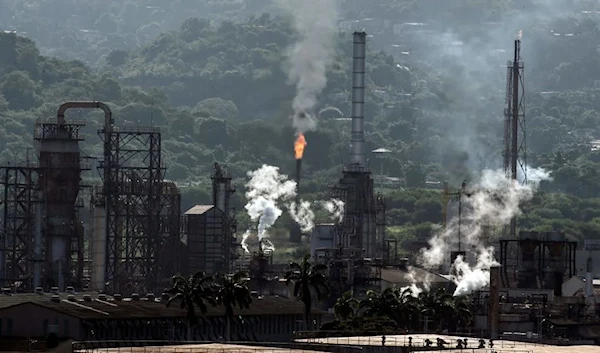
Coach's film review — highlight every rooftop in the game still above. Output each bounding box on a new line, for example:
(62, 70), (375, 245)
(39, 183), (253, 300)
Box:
(0, 292), (326, 320)
(185, 205), (214, 215)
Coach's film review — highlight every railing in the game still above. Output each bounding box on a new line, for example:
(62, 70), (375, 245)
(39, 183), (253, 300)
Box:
(293, 331), (559, 349)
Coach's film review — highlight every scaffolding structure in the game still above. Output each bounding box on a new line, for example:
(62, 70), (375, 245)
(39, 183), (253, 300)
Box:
(210, 163), (237, 273)
(0, 161), (38, 289)
(98, 125), (174, 295)
(1, 102), (183, 294)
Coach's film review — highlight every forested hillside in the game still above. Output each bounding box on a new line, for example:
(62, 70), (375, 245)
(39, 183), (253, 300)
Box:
(3, 0), (600, 250)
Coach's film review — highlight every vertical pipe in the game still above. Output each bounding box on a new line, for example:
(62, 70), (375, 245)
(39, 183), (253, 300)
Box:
(586, 256), (593, 297)
(511, 40), (519, 181)
(509, 40), (520, 238)
(33, 196), (43, 288)
(489, 265), (501, 339)
(0, 171), (7, 282)
(91, 205), (107, 291)
(350, 32), (366, 167)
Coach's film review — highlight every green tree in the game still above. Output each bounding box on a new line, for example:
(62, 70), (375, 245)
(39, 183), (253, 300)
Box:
(166, 272), (216, 340)
(285, 254), (329, 330)
(334, 291), (359, 321)
(213, 272), (253, 341)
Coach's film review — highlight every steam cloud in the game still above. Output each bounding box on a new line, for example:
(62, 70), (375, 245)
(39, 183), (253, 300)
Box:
(278, 0), (339, 133)
(245, 165), (297, 251)
(288, 199), (315, 233)
(413, 168), (552, 296)
(243, 164), (316, 252)
(320, 199), (345, 223)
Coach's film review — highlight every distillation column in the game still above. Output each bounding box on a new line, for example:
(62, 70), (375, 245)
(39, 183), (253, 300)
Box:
(37, 124), (81, 290)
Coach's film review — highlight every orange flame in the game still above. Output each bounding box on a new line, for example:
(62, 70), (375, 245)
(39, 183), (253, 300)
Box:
(294, 133), (307, 160)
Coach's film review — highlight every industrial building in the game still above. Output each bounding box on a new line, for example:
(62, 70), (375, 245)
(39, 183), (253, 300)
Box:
(309, 32), (401, 301)
(0, 291), (326, 343)
(471, 38), (600, 341)
(0, 96), (242, 297)
(182, 163), (237, 275)
(0, 103), (183, 295)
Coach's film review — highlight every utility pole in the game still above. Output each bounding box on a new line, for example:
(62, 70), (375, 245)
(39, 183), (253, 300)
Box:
(503, 35), (526, 238)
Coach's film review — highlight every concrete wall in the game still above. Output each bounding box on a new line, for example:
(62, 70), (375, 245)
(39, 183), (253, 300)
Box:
(0, 304), (81, 339)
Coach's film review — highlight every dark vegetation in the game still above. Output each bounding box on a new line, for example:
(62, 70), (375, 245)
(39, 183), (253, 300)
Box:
(2, 0), (600, 255)
(323, 287), (473, 333)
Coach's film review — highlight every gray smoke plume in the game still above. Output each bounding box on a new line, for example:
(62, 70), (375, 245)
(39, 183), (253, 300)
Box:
(278, 0), (339, 133)
(396, 0), (586, 175)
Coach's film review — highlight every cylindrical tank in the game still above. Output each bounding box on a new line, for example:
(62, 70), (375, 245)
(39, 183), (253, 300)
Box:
(517, 231), (539, 288)
(544, 232), (566, 293)
(90, 205), (107, 291)
(38, 128), (81, 290)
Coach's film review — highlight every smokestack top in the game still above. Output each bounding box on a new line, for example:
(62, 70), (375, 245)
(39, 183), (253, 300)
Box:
(349, 31), (367, 168)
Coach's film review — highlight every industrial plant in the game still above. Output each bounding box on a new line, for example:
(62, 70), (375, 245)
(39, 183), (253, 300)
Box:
(0, 30), (599, 349)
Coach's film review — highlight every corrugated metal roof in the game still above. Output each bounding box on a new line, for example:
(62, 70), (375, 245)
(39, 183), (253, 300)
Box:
(185, 205), (214, 215)
(0, 293), (325, 320)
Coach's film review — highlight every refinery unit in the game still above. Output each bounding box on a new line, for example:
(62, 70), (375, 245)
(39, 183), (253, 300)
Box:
(0, 30), (599, 344)
(0, 32), (394, 299)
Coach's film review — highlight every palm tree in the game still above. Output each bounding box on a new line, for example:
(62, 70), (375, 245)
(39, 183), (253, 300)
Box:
(213, 271), (252, 341)
(334, 291), (359, 320)
(166, 272), (216, 341)
(285, 254), (329, 330)
(417, 288), (473, 332)
(358, 288), (400, 317)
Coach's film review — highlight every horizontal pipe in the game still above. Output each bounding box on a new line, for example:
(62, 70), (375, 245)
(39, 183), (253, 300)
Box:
(57, 101), (114, 129)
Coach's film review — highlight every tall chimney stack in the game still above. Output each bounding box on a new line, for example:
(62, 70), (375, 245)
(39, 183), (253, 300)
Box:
(350, 31), (366, 167)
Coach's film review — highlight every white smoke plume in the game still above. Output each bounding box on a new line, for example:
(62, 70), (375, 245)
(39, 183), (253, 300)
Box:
(245, 165), (297, 247)
(320, 199), (345, 223)
(414, 168), (551, 296)
(244, 164), (319, 251)
(278, 0), (339, 133)
(400, 266), (430, 297)
(241, 230), (251, 253)
(452, 250), (498, 296)
(288, 199), (315, 233)
(518, 166), (553, 184)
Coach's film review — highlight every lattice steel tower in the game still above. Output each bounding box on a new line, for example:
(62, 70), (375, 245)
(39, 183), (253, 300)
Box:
(503, 39), (527, 238)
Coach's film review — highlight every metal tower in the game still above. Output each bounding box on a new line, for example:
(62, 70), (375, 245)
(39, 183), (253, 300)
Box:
(210, 162), (237, 273)
(0, 161), (37, 289)
(503, 39), (526, 238)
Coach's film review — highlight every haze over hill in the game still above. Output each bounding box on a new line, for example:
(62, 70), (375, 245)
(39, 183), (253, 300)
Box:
(2, 0), (600, 252)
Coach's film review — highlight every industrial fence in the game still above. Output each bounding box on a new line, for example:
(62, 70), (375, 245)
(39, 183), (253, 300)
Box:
(292, 331), (561, 349)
